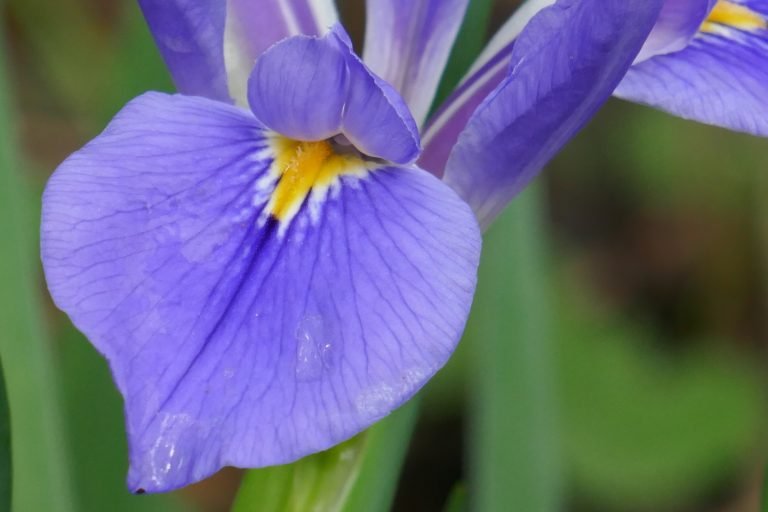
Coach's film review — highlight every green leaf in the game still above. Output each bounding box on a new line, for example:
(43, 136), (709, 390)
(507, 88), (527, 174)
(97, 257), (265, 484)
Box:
(231, 400), (419, 512)
(0, 24), (76, 512)
(763, 461), (768, 512)
(466, 186), (562, 512)
(0, 359), (11, 511)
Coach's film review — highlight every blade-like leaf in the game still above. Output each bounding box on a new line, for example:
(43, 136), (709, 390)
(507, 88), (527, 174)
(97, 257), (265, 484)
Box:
(467, 186), (562, 512)
(0, 22), (76, 512)
(763, 461), (768, 512)
(0, 359), (10, 511)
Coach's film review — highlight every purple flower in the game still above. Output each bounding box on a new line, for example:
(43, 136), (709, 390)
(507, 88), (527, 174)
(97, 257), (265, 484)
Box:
(618, 0), (768, 136)
(480, 0), (768, 137)
(41, 0), (662, 493)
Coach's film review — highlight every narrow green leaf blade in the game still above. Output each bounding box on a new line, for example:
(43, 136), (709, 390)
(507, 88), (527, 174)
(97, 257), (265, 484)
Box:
(467, 186), (562, 512)
(0, 24), (76, 512)
(763, 460), (768, 512)
(0, 359), (11, 511)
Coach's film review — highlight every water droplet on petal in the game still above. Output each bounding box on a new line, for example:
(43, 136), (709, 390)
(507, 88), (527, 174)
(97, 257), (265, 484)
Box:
(295, 314), (335, 381)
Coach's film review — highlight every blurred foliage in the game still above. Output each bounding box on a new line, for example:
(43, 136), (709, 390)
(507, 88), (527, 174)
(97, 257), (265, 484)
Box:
(2, 0), (768, 511)
(467, 187), (562, 512)
(0, 21), (75, 512)
(557, 279), (766, 510)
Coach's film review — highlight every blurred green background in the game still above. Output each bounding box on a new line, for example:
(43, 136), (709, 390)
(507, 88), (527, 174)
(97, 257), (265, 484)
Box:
(1, 0), (767, 511)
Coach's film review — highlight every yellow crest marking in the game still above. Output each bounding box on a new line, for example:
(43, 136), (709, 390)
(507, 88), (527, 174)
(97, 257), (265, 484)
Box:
(266, 136), (368, 225)
(701, 1), (767, 33)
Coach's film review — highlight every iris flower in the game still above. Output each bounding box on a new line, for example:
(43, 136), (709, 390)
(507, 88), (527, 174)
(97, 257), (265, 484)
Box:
(39, 0), (762, 493)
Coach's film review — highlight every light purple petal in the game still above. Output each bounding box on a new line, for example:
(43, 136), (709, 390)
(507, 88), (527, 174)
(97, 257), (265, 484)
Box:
(138, 0), (229, 101)
(635, 0), (715, 62)
(443, 0), (664, 229)
(139, 0), (338, 104)
(224, 0), (338, 104)
(616, 0), (768, 136)
(248, 26), (420, 163)
(41, 92), (480, 492)
(334, 27), (421, 163)
(362, 0), (470, 126)
(420, 0), (552, 176)
(248, 33), (348, 141)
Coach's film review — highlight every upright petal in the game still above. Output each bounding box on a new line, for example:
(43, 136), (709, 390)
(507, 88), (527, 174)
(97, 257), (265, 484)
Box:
(248, 26), (420, 164)
(443, 0), (663, 229)
(420, 0), (553, 176)
(363, 0), (470, 127)
(140, 0), (338, 104)
(635, 0), (715, 62)
(41, 93), (480, 492)
(138, 0), (230, 101)
(225, 0), (339, 104)
(616, 0), (768, 137)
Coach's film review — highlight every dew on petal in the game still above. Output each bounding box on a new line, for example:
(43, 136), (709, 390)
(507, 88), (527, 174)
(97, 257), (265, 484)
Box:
(295, 314), (329, 381)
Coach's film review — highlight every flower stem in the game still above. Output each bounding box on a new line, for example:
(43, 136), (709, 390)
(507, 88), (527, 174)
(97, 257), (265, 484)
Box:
(232, 399), (419, 512)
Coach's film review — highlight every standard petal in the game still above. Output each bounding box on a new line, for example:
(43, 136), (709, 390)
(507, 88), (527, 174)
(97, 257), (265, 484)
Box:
(41, 93), (480, 492)
(635, 0), (714, 62)
(138, 0), (230, 101)
(420, 0), (553, 176)
(443, 0), (663, 229)
(248, 26), (420, 164)
(362, 0), (470, 127)
(616, 0), (768, 136)
(225, 0), (339, 105)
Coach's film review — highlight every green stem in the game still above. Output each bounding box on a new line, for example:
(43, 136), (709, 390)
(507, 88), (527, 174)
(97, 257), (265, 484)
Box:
(468, 186), (562, 512)
(232, 399), (419, 512)
(0, 28), (76, 512)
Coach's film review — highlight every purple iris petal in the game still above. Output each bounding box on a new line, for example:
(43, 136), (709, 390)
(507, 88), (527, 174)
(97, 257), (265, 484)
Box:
(225, 0), (339, 104)
(42, 80), (479, 494)
(248, 33), (348, 141)
(617, 0), (768, 137)
(139, 0), (338, 104)
(138, 0), (229, 101)
(363, 0), (471, 126)
(443, 0), (664, 229)
(635, 0), (715, 62)
(419, 0), (552, 176)
(248, 25), (421, 164)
